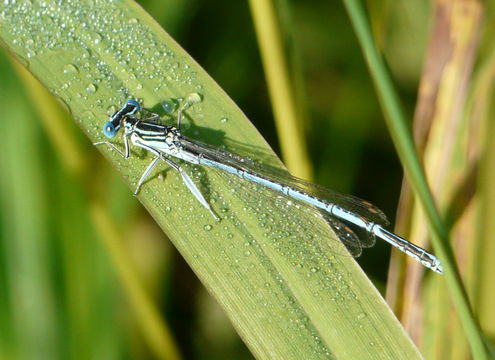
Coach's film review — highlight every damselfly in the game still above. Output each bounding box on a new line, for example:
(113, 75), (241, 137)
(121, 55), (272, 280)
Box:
(94, 95), (443, 274)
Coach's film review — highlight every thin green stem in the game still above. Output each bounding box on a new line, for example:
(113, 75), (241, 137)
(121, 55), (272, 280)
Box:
(341, 0), (488, 358)
(248, 0), (312, 179)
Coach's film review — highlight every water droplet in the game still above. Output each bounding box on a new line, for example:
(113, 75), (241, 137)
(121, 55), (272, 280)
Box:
(63, 63), (79, 75)
(85, 83), (97, 94)
(162, 99), (177, 114)
(186, 92), (202, 104)
(106, 105), (117, 116)
(92, 32), (103, 45)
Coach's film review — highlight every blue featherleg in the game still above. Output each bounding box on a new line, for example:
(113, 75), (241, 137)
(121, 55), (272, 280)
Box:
(94, 95), (443, 274)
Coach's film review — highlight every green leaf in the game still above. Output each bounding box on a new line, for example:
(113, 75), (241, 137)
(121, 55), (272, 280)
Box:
(0, 1), (421, 359)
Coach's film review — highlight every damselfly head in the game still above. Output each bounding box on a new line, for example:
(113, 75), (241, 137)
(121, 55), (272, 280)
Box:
(103, 99), (141, 138)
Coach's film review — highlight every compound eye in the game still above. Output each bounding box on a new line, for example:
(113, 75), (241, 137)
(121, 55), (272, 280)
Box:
(103, 121), (118, 138)
(125, 99), (141, 114)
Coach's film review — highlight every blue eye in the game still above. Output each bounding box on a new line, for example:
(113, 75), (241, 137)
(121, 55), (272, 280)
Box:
(103, 121), (119, 138)
(125, 99), (141, 114)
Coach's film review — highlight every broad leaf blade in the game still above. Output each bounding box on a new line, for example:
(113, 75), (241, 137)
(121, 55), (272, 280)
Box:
(0, 1), (421, 359)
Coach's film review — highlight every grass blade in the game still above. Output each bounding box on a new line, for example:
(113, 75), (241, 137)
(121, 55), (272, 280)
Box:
(1, 1), (424, 358)
(0, 58), (58, 360)
(248, 0), (312, 178)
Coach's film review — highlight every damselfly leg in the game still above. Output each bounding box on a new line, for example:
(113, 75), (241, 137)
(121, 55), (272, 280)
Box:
(139, 108), (160, 122)
(134, 140), (219, 220)
(135, 154), (161, 195)
(176, 93), (202, 130)
(94, 140), (128, 158)
(94, 131), (131, 158)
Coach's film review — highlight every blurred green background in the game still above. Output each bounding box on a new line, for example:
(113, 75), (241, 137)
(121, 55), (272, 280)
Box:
(0, 0), (492, 359)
